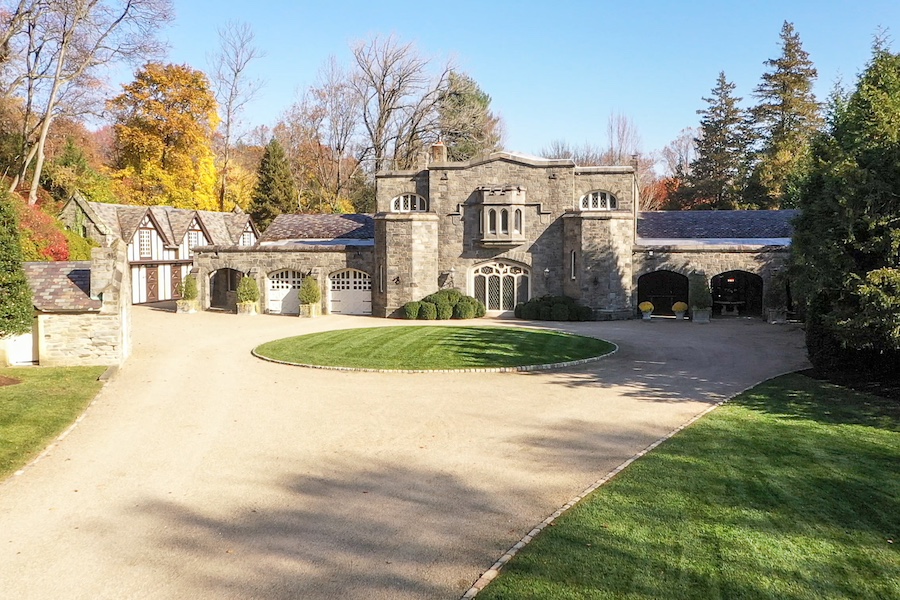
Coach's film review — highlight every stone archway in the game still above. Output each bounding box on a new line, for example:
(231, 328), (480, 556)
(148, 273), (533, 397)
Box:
(208, 268), (242, 311)
(637, 270), (689, 315)
(712, 270), (763, 316)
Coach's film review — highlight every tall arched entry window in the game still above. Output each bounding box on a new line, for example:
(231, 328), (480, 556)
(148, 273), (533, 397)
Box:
(471, 261), (530, 312)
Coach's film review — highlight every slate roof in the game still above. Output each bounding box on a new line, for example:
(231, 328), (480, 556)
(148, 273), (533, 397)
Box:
(80, 200), (255, 247)
(260, 214), (375, 242)
(637, 210), (799, 239)
(23, 261), (101, 313)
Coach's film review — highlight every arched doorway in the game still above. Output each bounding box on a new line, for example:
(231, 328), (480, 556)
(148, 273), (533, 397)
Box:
(637, 270), (689, 315)
(471, 261), (530, 313)
(209, 268), (242, 310)
(329, 269), (372, 315)
(267, 269), (303, 314)
(712, 270), (763, 316)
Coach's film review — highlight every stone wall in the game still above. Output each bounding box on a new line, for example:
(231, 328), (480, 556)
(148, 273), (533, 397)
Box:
(194, 245), (374, 312)
(373, 213), (439, 317)
(37, 240), (131, 367)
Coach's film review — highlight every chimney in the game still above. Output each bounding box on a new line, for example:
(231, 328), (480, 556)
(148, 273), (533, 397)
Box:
(430, 140), (447, 164)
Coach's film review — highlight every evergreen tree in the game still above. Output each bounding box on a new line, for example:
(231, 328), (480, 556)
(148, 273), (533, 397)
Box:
(793, 43), (900, 371)
(0, 194), (34, 337)
(437, 72), (502, 161)
(249, 139), (298, 230)
(747, 22), (822, 208)
(679, 72), (750, 209)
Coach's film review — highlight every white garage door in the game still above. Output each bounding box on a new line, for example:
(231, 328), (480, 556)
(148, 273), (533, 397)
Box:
(329, 269), (372, 315)
(268, 270), (303, 314)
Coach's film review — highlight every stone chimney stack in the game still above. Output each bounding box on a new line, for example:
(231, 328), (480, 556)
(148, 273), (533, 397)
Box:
(430, 140), (447, 164)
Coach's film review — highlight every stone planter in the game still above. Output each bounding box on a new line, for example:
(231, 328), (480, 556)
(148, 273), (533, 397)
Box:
(641, 310), (652, 321)
(299, 303), (321, 318)
(176, 299), (199, 314)
(691, 308), (711, 324)
(236, 301), (257, 316)
(767, 308), (788, 324)
(674, 310), (686, 320)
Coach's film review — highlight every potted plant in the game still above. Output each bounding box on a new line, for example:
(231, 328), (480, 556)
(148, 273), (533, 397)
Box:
(765, 271), (789, 324)
(175, 274), (199, 313)
(688, 273), (712, 323)
(672, 301), (688, 320)
(638, 300), (654, 320)
(236, 275), (259, 315)
(298, 275), (321, 318)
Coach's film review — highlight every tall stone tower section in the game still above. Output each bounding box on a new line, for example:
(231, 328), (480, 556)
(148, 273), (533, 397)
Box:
(372, 171), (439, 317)
(562, 166), (637, 319)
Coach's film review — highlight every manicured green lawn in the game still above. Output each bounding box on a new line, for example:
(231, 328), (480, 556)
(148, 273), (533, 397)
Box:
(479, 373), (900, 600)
(0, 366), (106, 479)
(254, 326), (615, 370)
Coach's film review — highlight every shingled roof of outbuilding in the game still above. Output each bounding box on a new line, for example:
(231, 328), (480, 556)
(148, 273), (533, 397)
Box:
(23, 261), (101, 312)
(79, 200), (255, 247)
(260, 214), (375, 242)
(637, 210), (799, 239)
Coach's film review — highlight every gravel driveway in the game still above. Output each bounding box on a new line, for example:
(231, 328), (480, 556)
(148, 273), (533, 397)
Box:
(0, 307), (810, 599)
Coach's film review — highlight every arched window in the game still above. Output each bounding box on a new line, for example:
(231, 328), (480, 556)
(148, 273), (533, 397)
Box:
(390, 193), (428, 213)
(500, 209), (509, 234)
(488, 209), (497, 234)
(514, 209), (522, 234)
(580, 190), (618, 211)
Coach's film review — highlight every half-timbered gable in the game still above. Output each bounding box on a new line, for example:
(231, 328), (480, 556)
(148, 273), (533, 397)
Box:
(59, 195), (259, 305)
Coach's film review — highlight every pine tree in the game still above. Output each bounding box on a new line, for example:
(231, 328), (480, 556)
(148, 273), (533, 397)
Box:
(793, 43), (900, 371)
(248, 139), (298, 230)
(747, 21), (822, 208)
(437, 72), (502, 161)
(0, 194), (34, 338)
(680, 72), (750, 209)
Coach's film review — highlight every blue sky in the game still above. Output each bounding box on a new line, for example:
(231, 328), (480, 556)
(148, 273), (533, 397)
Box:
(148, 0), (899, 157)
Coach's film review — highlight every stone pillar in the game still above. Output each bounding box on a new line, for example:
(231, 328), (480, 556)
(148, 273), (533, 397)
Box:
(373, 212), (440, 317)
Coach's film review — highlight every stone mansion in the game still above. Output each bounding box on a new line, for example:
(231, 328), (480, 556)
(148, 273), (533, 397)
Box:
(62, 143), (795, 319)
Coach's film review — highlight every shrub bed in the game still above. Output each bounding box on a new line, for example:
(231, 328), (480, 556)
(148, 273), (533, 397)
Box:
(402, 289), (486, 320)
(516, 295), (593, 322)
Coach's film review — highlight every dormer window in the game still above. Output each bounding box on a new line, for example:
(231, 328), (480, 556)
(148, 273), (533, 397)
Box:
(580, 190), (618, 211)
(391, 193), (427, 213)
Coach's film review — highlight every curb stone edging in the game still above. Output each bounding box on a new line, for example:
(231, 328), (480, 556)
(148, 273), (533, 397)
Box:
(459, 368), (806, 599)
(251, 345), (619, 374)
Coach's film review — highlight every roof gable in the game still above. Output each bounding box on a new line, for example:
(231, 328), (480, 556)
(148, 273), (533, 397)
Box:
(260, 214), (375, 242)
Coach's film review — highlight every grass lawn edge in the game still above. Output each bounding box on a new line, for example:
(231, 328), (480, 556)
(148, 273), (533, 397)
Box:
(461, 366), (814, 599)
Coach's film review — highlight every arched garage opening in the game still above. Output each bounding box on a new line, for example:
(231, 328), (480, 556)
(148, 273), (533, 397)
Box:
(329, 269), (372, 315)
(637, 270), (689, 315)
(712, 270), (763, 316)
(267, 269), (303, 314)
(209, 268), (243, 310)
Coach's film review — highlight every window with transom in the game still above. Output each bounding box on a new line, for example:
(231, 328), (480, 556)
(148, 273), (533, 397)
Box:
(391, 193), (427, 213)
(580, 190), (618, 211)
(472, 262), (530, 312)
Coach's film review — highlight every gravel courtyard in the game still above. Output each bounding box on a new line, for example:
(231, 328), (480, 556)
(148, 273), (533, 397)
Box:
(0, 306), (809, 599)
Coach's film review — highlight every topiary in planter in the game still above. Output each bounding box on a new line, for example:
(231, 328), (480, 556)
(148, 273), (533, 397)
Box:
(236, 275), (259, 303)
(418, 301), (437, 320)
(688, 273), (712, 309)
(404, 301), (421, 320)
(299, 276), (321, 305)
(178, 274), (198, 301)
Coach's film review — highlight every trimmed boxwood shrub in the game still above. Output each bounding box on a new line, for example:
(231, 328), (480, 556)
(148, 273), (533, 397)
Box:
(550, 303), (570, 321)
(474, 299), (486, 317)
(436, 302), (453, 320)
(453, 297), (477, 319)
(418, 301), (437, 320)
(404, 301), (421, 320)
(517, 294), (593, 322)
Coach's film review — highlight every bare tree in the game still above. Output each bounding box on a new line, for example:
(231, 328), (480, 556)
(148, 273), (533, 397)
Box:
(661, 127), (699, 178)
(210, 20), (263, 211)
(350, 35), (450, 172)
(4, 0), (172, 203)
(602, 111), (642, 164)
(540, 139), (607, 165)
(0, 0), (36, 74)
